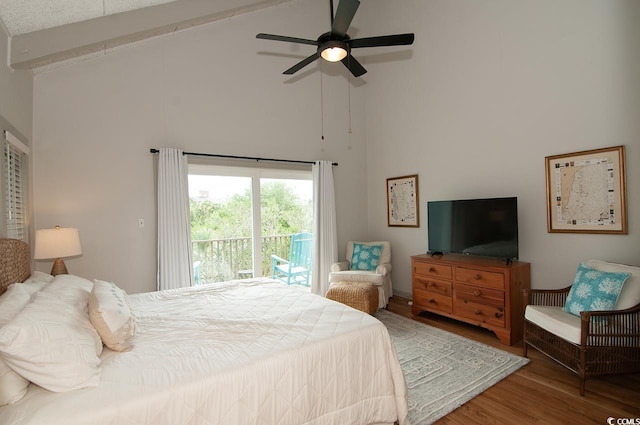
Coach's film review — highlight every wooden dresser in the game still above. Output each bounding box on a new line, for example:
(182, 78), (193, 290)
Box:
(411, 253), (531, 345)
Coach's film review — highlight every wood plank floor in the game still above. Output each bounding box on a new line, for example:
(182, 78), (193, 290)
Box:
(385, 296), (640, 425)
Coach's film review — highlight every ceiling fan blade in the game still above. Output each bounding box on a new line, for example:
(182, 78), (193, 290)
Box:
(341, 54), (367, 77)
(331, 0), (360, 37)
(283, 53), (320, 75)
(350, 33), (415, 48)
(329, 0), (335, 26)
(256, 33), (318, 46)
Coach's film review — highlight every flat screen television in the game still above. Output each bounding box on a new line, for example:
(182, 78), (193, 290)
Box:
(427, 197), (519, 260)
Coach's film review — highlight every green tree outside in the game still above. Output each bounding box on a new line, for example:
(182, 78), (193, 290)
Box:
(190, 180), (312, 282)
(190, 181), (312, 240)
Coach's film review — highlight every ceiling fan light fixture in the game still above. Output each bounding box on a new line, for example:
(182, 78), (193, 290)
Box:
(319, 40), (349, 62)
(321, 46), (347, 62)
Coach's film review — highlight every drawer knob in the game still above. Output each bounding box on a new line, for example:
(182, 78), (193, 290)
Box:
(428, 298), (436, 304)
(429, 267), (436, 272)
(495, 312), (504, 318)
(474, 309), (482, 315)
(473, 290), (481, 296)
(473, 274), (481, 280)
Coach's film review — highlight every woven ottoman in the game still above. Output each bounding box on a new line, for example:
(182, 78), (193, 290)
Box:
(326, 281), (379, 314)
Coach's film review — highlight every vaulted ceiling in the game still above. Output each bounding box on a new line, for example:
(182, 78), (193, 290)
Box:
(0, 0), (294, 69)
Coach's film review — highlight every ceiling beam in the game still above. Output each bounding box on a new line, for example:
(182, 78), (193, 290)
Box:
(10, 0), (291, 69)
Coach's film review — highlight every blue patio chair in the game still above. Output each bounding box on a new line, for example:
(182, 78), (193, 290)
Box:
(271, 232), (314, 286)
(193, 261), (201, 285)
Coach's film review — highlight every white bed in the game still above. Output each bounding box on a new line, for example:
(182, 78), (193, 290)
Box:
(0, 239), (408, 425)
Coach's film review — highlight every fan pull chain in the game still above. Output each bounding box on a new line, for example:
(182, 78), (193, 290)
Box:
(347, 56), (352, 134)
(320, 62), (325, 140)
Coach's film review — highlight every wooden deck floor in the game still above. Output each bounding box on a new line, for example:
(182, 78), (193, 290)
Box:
(385, 296), (640, 425)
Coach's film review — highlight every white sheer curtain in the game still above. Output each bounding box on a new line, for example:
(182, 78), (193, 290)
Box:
(311, 161), (338, 296)
(157, 148), (193, 291)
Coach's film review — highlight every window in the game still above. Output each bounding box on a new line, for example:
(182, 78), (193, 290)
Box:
(188, 164), (313, 285)
(2, 131), (29, 242)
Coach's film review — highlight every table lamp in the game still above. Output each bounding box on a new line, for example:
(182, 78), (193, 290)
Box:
(34, 226), (82, 276)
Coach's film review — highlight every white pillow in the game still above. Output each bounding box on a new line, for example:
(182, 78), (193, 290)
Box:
(0, 284), (31, 405)
(0, 284), (31, 325)
(586, 260), (640, 310)
(21, 271), (54, 297)
(0, 360), (29, 405)
(89, 279), (136, 352)
(23, 270), (54, 284)
(0, 275), (103, 392)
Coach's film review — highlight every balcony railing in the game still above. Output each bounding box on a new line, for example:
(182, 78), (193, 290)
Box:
(192, 234), (294, 284)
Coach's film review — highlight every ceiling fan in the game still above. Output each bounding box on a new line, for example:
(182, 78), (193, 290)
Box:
(256, 0), (414, 77)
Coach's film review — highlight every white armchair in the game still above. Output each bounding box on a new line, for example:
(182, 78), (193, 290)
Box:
(328, 241), (392, 309)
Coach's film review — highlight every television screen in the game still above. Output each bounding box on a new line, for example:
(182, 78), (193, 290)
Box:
(427, 197), (518, 260)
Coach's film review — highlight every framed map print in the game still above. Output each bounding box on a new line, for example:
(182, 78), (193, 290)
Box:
(545, 145), (627, 234)
(387, 174), (419, 227)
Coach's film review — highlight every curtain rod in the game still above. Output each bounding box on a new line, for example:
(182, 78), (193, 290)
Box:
(149, 149), (337, 166)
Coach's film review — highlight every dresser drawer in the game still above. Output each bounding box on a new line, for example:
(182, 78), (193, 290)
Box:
(453, 299), (505, 327)
(455, 267), (505, 290)
(455, 283), (504, 308)
(414, 276), (452, 296)
(413, 289), (452, 314)
(414, 261), (452, 280)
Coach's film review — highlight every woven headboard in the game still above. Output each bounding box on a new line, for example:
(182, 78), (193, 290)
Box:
(0, 238), (31, 295)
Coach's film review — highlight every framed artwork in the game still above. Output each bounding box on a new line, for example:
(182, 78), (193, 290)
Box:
(387, 174), (419, 227)
(545, 145), (627, 234)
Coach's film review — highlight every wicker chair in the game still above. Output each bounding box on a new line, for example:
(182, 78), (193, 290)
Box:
(523, 260), (640, 396)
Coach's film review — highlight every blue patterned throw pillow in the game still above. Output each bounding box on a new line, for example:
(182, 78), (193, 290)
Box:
(349, 243), (383, 271)
(563, 263), (630, 316)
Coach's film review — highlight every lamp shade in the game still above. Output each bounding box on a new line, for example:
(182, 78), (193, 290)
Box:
(34, 227), (82, 260)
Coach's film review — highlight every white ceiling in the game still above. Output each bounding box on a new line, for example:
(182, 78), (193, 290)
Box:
(0, 0), (175, 35)
(0, 0), (294, 69)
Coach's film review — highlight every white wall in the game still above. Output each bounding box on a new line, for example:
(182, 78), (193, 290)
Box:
(0, 22), (33, 143)
(0, 20), (33, 244)
(32, 0), (368, 293)
(32, 0), (640, 297)
(361, 0), (640, 297)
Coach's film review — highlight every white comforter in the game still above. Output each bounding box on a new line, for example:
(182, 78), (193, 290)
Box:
(1, 279), (408, 425)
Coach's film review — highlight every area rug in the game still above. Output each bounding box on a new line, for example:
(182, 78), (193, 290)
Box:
(374, 310), (529, 425)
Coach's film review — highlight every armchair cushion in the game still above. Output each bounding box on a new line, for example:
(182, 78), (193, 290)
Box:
(349, 243), (383, 271)
(525, 305), (581, 344)
(564, 263), (629, 316)
(586, 260), (640, 310)
(328, 271), (384, 286)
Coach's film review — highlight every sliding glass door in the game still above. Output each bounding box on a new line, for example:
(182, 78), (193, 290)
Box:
(188, 165), (312, 286)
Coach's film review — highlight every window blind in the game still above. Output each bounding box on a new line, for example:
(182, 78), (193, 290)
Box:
(3, 131), (29, 242)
